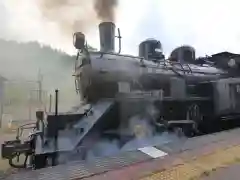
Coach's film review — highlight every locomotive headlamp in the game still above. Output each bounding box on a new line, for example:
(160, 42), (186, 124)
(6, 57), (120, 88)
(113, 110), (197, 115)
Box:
(73, 32), (85, 50)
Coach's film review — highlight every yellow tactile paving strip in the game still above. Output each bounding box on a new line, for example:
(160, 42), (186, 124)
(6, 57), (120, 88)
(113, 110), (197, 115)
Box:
(140, 145), (240, 180)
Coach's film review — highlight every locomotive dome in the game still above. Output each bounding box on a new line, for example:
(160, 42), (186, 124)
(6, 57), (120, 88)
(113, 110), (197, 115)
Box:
(138, 38), (164, 61)
(170, 45), (196, 63)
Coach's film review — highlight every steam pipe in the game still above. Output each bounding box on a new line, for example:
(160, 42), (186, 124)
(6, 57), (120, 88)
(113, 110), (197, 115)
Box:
(53, 89), (59, 166)
(116, 28), (122, 54)
(54, 89), (59, 149)
(55, 89), (58, 116)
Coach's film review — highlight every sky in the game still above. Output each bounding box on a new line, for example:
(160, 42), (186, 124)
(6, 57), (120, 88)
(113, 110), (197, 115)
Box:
(1, 0), (240, 57)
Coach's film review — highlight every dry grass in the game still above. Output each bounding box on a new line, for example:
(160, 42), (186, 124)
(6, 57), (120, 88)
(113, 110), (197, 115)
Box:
(0, 130), (15, 173)
(140, 145), (240, 180)
(0, 159), (10, 172)
(0, 123), (33, 173)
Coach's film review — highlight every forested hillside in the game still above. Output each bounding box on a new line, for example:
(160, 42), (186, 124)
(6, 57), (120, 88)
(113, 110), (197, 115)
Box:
(0, 39), (83, 113)
(0, 39), (76, 89)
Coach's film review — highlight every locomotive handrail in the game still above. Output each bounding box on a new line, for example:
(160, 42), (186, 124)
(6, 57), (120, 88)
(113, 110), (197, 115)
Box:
(16, 123), (36, 140)
(167, 60), (190, 74)
(115, 28), (122, 54)
(162, 60), (188, 78)
(161, 59), (223, 75)
(175, 62), (185, 74)
(79, 51), (225, 76)
(185, 63), (193, 73)
(75, 51), (80, 70)
(140, 60), (223, 76)
(170, 65), (185, 78)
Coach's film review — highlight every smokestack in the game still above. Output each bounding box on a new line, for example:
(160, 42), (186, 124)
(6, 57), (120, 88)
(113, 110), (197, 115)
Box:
(99, 22), (115, 53)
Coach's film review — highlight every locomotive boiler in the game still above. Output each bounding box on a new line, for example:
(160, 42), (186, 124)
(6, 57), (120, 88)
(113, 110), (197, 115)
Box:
(3, 21), (240, 170)
(73, 22), (240, 132)
(73, 22), (228, 103)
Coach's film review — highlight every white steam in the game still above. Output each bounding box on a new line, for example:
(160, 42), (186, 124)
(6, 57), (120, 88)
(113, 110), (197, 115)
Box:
(84, 104), (185, 160)
(86, 139), (120, 161)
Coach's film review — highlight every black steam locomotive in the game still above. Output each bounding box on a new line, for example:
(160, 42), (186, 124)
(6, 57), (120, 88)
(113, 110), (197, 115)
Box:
(2, 21), (240, 170)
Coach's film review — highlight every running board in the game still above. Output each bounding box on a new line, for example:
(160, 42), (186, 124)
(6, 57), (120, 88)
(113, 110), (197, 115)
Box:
(34, 100), (115, 154)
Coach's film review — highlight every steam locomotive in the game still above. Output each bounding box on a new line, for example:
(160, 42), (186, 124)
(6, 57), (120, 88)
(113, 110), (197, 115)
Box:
(73, 22), (240, 131)
(2, 21), (240, 170)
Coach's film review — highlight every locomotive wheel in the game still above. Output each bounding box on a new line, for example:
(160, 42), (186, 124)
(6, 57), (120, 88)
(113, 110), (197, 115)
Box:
(9, 152), (28, 169)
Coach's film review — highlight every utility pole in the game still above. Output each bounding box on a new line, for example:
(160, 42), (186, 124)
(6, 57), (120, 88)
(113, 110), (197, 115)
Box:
(28, 90), (32, 121)
(0, 102), (3, 128)
(37, 69), (43, 105)
(0, 78), (6, 128)
(49, 94), (52, 113)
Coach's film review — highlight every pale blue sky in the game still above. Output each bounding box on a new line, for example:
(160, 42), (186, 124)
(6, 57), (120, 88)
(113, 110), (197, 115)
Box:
(1, 0), (240, 57)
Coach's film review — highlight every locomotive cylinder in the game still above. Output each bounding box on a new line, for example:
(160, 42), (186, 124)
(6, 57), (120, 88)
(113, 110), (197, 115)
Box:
(99, 22), (115, 53)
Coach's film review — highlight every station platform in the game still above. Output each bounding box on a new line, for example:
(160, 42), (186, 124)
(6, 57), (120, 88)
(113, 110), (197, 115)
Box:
(5, 128), (240, 180)
(199, 163), (240, 180)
